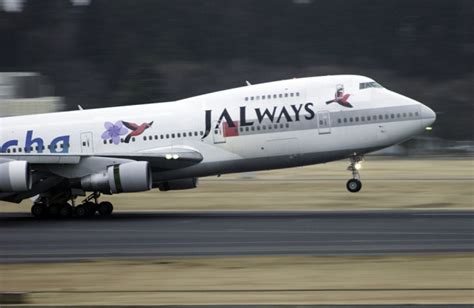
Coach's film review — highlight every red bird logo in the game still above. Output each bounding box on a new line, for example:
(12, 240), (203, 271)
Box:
(122, 121), (154, 143)
(325, 84), (353, 108)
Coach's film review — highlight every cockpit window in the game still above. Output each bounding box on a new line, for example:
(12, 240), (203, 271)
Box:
(359, 81), (383, 90)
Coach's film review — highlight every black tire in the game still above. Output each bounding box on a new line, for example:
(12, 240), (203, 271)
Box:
(31, 203), (47, 218)
(58, 203), (73, 218)
(75, 204), (88, 218)
(84, 202), (97, 217)
(48, 203), (61, 217)
(98, 201), (113, 216)
(346, 179), (362, 193)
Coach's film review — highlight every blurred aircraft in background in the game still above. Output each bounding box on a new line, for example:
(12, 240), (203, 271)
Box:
(0, 75), (435, 218)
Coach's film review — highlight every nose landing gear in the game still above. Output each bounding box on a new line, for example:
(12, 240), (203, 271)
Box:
(346, 155), (364, 193)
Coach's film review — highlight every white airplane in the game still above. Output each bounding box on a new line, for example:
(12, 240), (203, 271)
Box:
(0, 75), (436, 218)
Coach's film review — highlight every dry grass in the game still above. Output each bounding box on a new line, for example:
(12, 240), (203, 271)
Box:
(0, 255), (473, 305)
(1, 159), (473, 212)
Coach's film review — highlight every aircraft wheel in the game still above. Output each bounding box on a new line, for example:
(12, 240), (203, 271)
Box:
(48, 203), (61, 217)
(31, 203), (47, 218)
(58, 203), (73, 218)
(84, 202), (97, 217)
(75, 204), (89, 218)
(346, 179), (362, 193)
(98, 201), (113, 216)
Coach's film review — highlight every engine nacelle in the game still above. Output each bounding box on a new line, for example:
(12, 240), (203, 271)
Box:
(0, 161), (32, 192)
(157, 178), (198, 191)
(81, 161), (152, 194)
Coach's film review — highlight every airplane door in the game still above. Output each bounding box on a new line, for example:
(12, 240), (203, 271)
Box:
(212, 121), (226, 144)
(80, 132), (94, 153)
(317, 111), (331, 134)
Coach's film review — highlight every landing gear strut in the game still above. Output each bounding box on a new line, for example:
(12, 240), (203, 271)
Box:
(346, 154), (364, 193)
(76, 192), (113, 218)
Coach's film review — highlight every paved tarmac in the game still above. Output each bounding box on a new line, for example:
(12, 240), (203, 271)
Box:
(0, 211), (472, 263)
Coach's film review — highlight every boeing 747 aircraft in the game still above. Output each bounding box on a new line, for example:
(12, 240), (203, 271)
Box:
(0, 75), (436, 218)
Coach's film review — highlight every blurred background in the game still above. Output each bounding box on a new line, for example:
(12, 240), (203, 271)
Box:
(0, 0), (473, 154)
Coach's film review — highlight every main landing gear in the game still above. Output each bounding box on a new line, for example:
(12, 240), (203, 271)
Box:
(31, 192), (114, 219)
(346, 154), (364, 193)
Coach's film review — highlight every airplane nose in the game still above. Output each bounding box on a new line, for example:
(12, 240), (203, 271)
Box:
(420, 104), (436, 127)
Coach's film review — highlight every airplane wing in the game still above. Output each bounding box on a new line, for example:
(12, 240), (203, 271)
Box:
(98, 146), (203, 170)
(0, 146), (203, 203)
(0, 146), (203, 170)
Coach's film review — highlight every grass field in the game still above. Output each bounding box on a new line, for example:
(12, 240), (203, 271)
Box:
(1, 158), (473, 212)
(1, 255), (473, 305)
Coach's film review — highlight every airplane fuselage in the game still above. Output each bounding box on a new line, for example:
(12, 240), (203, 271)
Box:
(0, 75), (436, 201)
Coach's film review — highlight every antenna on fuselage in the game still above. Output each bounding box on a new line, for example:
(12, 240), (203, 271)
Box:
(78, 105), (84, 110)
(245, 80), (252, 86)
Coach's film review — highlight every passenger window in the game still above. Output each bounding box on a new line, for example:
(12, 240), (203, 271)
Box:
(403, 113), (407, 117)
(397, 113), (400, 118)
(245, 127), (249, 132)
(391, 114), (395, 119)
(257, 126), (261, 131)
(263, 125), (266, 130)
(290, 93), (294, 97)
(273, 94), (277, 99)
(245, 97), (248, 101)
(367, 116), (371, 121)
(286, 123), (290, 128)
(361, 116), (365, 121)
(338, 119), (341, 123)
(350, 118), (353, 122)
(355, 117), (359, 122)
(279, 94), (283, 98)
(344, 118), (347, 123)
(296, 92), (300, 96)
(251, 97), (254, 101)
(166, 134), (169, 139)
(284, 93), (288, 98)
(415, 112), (419, 116)
(251, 127), (255, 131)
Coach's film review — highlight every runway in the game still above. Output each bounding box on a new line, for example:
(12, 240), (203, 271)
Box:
(0, 211), (473, 263)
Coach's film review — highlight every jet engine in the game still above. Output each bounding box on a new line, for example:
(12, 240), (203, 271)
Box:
(0, 161), (32, 192)
(80, 161), (152, 194)
(157, 178), (198, 191)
